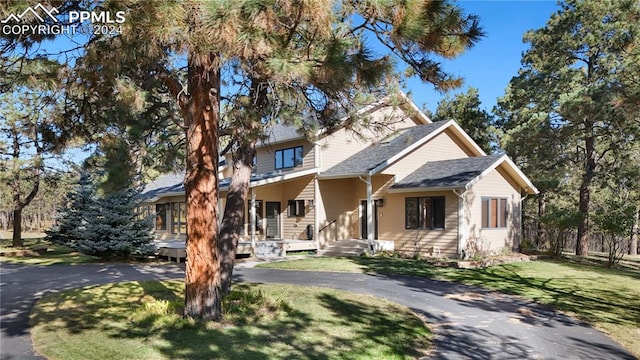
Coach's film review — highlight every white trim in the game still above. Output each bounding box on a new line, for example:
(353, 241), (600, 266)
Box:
(236, 168), (319, 190)
(368, 119), (488, 176)
(503, 156), (539, 194)
(397, 91), (432, 124)
(447, 121), (487, 157)
(453, 188), (467, 259)
(387, 186), (459, 194)
(317, 173), (367, 180)
(142, 191), (185, 204)
(259, 92), (431, 149)
(368, 120), (451, 176)
(465, 155), (539, 194)
(313, 176), (320, 250)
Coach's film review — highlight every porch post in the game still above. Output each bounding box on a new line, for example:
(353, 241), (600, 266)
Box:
(366, 175), (374, 254)
(250, 189), (256, 250)
(453, 188), (467, 259)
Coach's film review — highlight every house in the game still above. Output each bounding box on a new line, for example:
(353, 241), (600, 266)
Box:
(142, 95), (538, 259)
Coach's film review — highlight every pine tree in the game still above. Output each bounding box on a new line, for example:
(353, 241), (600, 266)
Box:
(46, 172), (155, 259)
(432, 87), (496, 153)
(77, 183), (155, 259)
(68, 0), (483, 320)
(496, 0), (640, 256)
(46, 172), (96, 248)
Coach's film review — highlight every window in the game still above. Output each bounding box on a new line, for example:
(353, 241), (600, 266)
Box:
(275, 146), (303, 169)
(137, 205), (152, 220)
(287, 200), (305, 217)
(482, 197), (508, 228)
(243, 200), (264, 235)
(171, 202), (187, 234)
(155, 204), (168, 230)
(405, 197), (445, 230)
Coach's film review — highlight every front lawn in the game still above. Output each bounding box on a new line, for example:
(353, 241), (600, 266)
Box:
(31, 281), (432, 360)
(0, 236), (96, 265)
(257, 256), (640, 357)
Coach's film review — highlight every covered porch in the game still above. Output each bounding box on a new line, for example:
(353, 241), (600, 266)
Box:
(154, 238), (317, 262)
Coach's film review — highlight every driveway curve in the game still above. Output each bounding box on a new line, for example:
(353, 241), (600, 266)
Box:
(0, 262), (635, 360)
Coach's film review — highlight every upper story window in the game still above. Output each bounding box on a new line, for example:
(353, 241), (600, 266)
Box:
(275, 146), (303, 170)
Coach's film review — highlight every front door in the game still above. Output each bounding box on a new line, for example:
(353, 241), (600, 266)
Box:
(360, 200), (378, 240)
(265, 202), (281, 239)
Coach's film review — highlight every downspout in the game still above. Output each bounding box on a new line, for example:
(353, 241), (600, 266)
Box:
(250, 189), (256, 251)
(313, 176), (320, 251)
(519, 189), (529, 250)
(452, 188), (466, 259)
(358, 175), (374, 254)
(314, 142), (321, 251)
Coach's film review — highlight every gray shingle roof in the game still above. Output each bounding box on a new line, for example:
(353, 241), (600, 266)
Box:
(142, 170), (313, 201)
(321, 121), (449, 177)
(391, 155), (504, 190)
(262, 123), (306, 145)
(141, 173), (185, 200)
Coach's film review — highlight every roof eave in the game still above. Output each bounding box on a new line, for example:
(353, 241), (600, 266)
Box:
(141, 191), (185, 203)
(464, 155), (539, 195)
(317, 172), (368, 180)
(387, 186), (463, 194)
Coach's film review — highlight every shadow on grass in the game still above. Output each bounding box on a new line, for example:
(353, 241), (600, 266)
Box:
(31, 280), (431, 359)
(317, 293), (431, 359)
(346, 256), (640, 329)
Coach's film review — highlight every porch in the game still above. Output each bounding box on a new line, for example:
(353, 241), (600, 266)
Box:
(153, 238), (317, 262)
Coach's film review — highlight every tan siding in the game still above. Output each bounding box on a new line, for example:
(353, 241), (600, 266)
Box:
(378, 191), (459, 258)
(319, 106), (421, 171)
(318, 178), (358, 242)
(318, 129), (371, 171)
(281, 177), (315, 240)
(383, 129), (474, 182)
(256, 139), (315, 174)
(465, 165), (522, 254)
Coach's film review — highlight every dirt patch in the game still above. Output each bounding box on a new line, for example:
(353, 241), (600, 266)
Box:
(0, 248), (47, 257)
(442, 254), (540, 269)
(444, 292), (485, 301)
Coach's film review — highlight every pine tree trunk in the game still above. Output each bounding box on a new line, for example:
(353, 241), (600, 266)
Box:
(219, 142), (255, 294)
(218, 77), (267, 294)
(183, 52), (223, 321)
(576, 131), (595, 257)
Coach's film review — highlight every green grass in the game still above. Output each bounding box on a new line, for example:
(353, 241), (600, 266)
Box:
(31, 281), (432, 360)
(0, 236), (97, 265)
(257, 256), (640, 357)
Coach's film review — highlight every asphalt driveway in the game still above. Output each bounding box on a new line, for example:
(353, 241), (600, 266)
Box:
(0, 262), (635, 360)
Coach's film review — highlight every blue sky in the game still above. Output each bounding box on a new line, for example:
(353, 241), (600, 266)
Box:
(406, 0), (561, 114)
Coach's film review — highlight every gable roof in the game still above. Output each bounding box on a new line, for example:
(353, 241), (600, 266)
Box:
(319, 119), (487, 179)
(259, 92), (431, 147)
(390, 154), (539, 195)
(141, 173), (185, 202)
(142, 168), (319, 202)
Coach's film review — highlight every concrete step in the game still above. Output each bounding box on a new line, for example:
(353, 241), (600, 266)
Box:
(318, 239), (369, 257)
